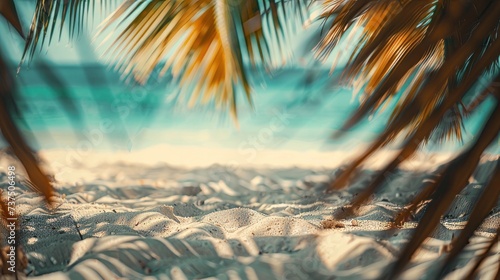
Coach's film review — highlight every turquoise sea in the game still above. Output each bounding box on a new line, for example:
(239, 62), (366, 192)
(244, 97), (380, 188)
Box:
(5, 64), (499, 155)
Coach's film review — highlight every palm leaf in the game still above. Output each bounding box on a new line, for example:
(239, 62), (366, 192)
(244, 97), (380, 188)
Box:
(436, 160), (500, 278)
(0, 51), (54, 205)
(97, 0), (248, 117)
(21, 0), (119, 67)
(321, 0), (500, 278)
(96, 0), (310, 118)
(0, 0), (24, 37)
(321, 0), (499, 143)
(0, 0), (54, 203)
(384, 90), (500, 278)
(0, 4), (50, 276)
(21, 0), (310, 118)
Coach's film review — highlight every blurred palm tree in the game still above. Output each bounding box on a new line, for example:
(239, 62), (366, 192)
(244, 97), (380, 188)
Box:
(318, 0), (500, 278)
(1, 0), (54, 209)
(1, 0), (499, 279)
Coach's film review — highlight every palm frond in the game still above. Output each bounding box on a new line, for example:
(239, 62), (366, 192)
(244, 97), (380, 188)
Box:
(437, 161), (500, 277)
(97, 0), (247, 117)
(0, 0), (24, 36)
(321, 0), (500, 143)
(21, 0), (119, 67)
(20, 0), (310, 118)
(0, 51), (54, 205)
(384, 91), (500, 278)
(321, 0), (500, 278)
(0, 2), (54, 204)
(239, 0), (310, 67)
(97, 0), (310, 118)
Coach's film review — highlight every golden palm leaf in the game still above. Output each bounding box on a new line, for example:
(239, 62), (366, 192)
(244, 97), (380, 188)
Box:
(320, 0), (500, 278)
(96, 0), (249, 118)
(96, 0), (309, 119)
(323, 0), (500, 141)
(21, 0), (309, 119)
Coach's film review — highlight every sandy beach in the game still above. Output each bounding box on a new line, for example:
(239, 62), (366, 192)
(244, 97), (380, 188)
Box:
(1, 147), (498, 279)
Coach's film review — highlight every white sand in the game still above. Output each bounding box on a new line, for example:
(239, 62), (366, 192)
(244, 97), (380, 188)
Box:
(1, 146), (498, 279)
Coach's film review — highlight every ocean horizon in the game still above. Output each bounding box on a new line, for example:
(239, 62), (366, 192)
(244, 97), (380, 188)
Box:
(4, 64), (499, 157)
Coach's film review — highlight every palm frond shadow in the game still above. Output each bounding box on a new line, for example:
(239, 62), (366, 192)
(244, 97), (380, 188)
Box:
(24, 230), (394, 279)
(4, 158), (497, 279)
(21, 222), (499, 279)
